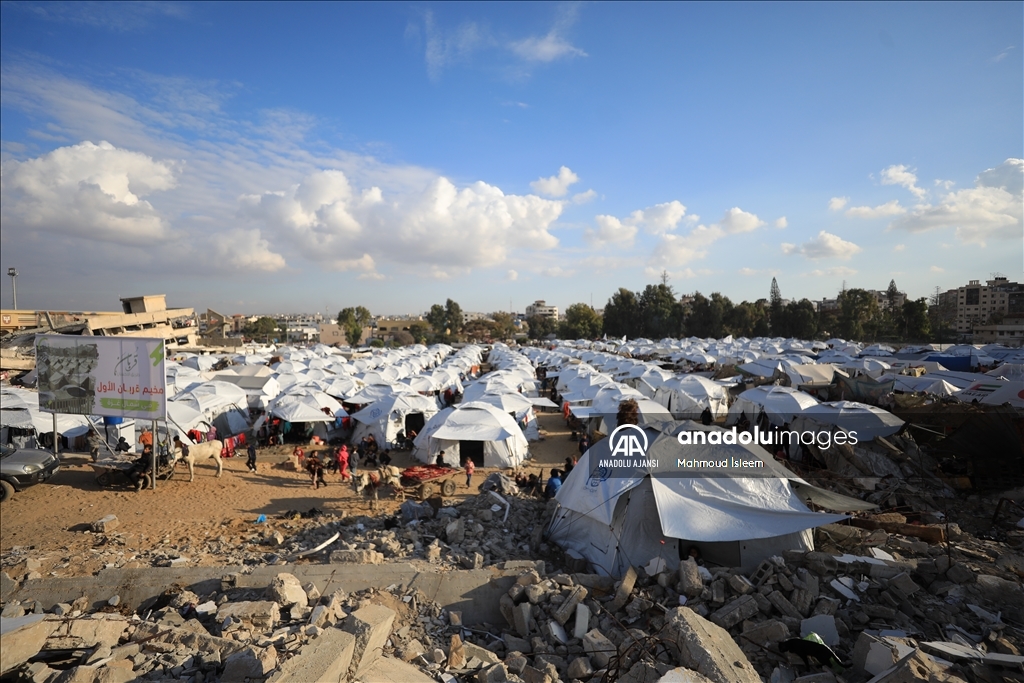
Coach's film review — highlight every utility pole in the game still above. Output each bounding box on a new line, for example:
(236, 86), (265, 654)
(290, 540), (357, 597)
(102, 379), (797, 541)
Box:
(7, 267), (18, 309)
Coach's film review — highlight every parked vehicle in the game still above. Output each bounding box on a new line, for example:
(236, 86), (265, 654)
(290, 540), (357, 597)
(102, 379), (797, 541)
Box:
(0, 444), (61, 502)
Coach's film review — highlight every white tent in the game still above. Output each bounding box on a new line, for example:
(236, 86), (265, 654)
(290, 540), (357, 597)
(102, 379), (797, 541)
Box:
(411, 401), (529, 468)
(472, 392), (542, 441)
(653, 375), (730, 419)
(548, 422), (869, 576)
(802, 401), (904, 440)
(351, 393), (440, 448)
(954, 380), (1024, 408)
(170, 381), (251, 436)
(727, 386), (819, 426)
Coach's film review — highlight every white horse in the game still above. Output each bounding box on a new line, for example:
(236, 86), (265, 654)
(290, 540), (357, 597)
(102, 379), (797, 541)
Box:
(172, 440), (223, 481)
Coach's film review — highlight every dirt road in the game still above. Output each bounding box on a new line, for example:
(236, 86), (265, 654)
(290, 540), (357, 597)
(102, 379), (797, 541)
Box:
(0, 411), (579, 578)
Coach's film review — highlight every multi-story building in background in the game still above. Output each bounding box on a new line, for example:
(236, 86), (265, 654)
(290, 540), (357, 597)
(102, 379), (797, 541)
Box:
(525, 300), (559, 320)
(954, 277), (1023, 335)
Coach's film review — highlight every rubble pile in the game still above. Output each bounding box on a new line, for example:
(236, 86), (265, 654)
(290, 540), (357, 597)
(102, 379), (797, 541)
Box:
(0, 572), (451, 682)
(0, 488), (551, 578)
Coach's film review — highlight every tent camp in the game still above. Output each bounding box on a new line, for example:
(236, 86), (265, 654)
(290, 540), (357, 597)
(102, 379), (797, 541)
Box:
(547, 422), (873, 576)
(412, 401), (529, 468)
(727, 385), (819, 426)
(351, 393), (439, 449)
(652, 375), (730, 419)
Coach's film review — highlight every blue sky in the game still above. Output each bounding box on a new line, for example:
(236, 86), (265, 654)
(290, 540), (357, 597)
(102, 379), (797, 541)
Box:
(1, 2), (1021, 317)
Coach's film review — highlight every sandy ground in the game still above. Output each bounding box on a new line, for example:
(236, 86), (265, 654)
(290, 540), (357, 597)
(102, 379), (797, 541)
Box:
(0, 411), (580, 578)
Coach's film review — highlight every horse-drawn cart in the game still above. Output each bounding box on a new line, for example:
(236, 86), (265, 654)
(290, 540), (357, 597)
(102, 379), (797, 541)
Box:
(90, 454), (175, 490)
(400, 465), (459, 500)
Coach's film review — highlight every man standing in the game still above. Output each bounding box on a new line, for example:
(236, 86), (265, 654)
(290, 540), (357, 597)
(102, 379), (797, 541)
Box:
(246, 441), (257, 473)
(88, 428), (102, 462)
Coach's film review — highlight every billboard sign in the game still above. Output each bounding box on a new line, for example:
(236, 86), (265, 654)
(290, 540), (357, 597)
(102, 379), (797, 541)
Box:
(35, 335), (167, 419)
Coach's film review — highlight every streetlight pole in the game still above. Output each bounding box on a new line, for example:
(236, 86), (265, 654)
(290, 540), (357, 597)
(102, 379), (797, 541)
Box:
(7, 268), (17, 310)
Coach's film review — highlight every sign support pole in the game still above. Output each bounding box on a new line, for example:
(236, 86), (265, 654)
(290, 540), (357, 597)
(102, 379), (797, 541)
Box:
(52, 413), (58, 458)
(151, 419), (157, 491)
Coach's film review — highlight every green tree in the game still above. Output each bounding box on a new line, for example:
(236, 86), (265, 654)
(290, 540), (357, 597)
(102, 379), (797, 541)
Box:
(639, 284), (686, 338)
(392, 330), (415, 346)
(426, 304), (448, 334)
(837, 289), (880, 340)
(769, 278), (784, 334)
(244, 316), (279, 341)
(559, 304), (603, 339)
(407, 322), (431, 344)
(603, 288), (641, 338)
(337, 306), (372, 346)
(785, 299), (819, 340)
(902, 298), (931, 341)
(526, 315), (557, 340)
(686, 292), (729, 338)
(444, 299), (464, 335)
(490, 312), (516, 339)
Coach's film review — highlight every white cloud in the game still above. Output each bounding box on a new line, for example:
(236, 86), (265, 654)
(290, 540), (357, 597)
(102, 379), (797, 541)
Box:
(510, 33), (587, 62)
(530, 166), (579, 197)
(242, 170), (563, 275)
(805, 266), (857, 277)
(738, 267), (779, 277)
(646, 207), (764, 269)
(991, 46), (1014, 63)
(889, 158), (1023, 245)
(571, 189), (596, 204)
(585, 214), (637, 246)
(880, 164), (927, 199)
(828, 197), (849, 211)
(423, 14), (489, 81)
(719, 207), (764, 233)
(638, 201), (688, 234)
(930, 265), (945, 273)
(585, 199), (690, 245)
(774, 217), (788, 229)
(781, 231), (862, 260)
(208, 229), (286, 272)
(508, 5), (586, 63)
(845, 200), (906, 219)
(0, 140), (177, 244)
(541, 266), (575, 278)
(506, 269), (519, 281)
(893, 244), (905, 251)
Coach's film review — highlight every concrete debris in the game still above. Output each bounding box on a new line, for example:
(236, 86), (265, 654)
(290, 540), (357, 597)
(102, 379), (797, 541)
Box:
(2, 483), (1023, 683)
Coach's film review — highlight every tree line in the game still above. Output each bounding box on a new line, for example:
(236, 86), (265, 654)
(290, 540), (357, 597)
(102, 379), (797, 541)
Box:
(244, 277), (932, 346)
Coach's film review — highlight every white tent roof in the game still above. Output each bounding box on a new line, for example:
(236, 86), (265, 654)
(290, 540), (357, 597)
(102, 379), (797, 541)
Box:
(802, 401), (904, 440)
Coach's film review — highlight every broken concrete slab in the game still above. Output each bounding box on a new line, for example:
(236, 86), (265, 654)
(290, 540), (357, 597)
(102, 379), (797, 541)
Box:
(46, 615), (128, 650)
(609, 566), (638, 612)
(268, 572), (308, 608)
(678, 559), (705, 598)
(664, 607), (761, 683)
(582, 629), (615, 669)
(852, 633), (899, 676)
(800, 614), (839, 647)
(1, 614), (59, 675)
(329, 549), (384, 564)
(269, 628), (355, 682)
(91, 515), (119, 533)
(656, 667), (717, 682)
(710, 594), (758, 629)
(221, 645), (278, 683)
(360, 655), (437, 682)
(344, 603), (397, 678)
(217, 600), (281, 630)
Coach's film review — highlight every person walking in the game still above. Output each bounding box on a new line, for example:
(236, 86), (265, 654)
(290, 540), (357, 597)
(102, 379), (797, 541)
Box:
(464, 458), (475, 488)
(246, 441), (257, 473)
(337, 444), (350, 481)
(88, 428), (102, 462)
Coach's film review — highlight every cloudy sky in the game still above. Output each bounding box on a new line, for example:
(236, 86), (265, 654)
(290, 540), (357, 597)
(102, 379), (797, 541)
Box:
(1, 2), (1021, 316)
